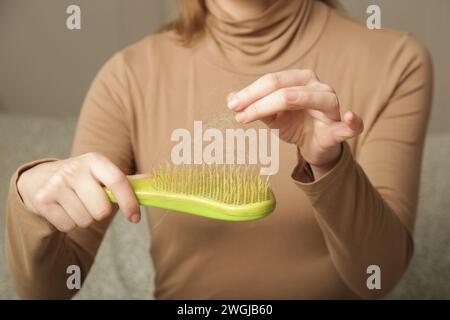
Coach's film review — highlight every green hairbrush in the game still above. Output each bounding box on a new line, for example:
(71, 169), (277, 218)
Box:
(105, 164), (276, 222)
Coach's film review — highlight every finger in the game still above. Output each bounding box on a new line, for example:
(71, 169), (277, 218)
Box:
(56, 189), (94, 228)
(71, 174), (113, 221)
(88, 154), (140, 223)
(227, 69), (319, 111)
(284, 89), (341, 121)
(343, 111), (364, 134)
(129, 173), (150, 180)
(259, 114), (277, 127)
(235, 87), (340, 124)
(32, 174), (78, 232)
(41, 203), (76, 233)
(226, 91), (237, 104)
(330, 112), (364, 142)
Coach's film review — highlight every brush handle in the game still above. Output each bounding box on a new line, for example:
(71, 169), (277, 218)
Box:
(104, 178), (147, 205)
(105, 178), (276, 221)
(104, 178), (275, 222)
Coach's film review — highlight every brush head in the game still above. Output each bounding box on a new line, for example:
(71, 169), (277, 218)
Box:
(107, 164), (276, 221)
(150, 164), (273, 206)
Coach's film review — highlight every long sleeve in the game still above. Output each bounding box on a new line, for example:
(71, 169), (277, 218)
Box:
(292, 35), (433, 298)
(5, 52), (136, 299)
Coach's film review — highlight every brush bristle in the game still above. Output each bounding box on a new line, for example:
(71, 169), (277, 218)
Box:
(149, 164), (272, 205)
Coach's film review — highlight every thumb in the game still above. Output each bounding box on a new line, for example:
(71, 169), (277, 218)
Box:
(331, 111), (364, 143)
(128, 173), (150, 180)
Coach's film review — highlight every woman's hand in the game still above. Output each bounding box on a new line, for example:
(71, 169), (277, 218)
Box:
(228, 69), (364, 179)
(17, 153), (141, 232)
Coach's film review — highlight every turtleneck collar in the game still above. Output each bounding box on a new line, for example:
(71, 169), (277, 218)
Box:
(199, 0), (330, 75)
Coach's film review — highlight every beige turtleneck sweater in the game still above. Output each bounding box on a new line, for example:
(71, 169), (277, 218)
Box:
(6, 0), (432, 299)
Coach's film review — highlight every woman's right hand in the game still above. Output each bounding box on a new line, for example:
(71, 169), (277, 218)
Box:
(17, 152), (141, 232)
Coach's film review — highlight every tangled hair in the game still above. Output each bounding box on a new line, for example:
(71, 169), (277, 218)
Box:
(167, 0), (339, 44)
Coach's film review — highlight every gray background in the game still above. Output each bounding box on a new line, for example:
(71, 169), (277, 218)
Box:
(1, 0), (449, 299)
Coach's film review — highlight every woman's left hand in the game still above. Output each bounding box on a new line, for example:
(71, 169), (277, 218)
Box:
(228, 69), (364, 179)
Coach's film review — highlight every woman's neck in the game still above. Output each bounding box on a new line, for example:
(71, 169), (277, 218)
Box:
(202, 0), (329, 74)
(215, 0), (278, 20)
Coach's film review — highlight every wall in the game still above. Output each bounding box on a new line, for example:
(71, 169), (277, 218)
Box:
(0, 0), (173, 116)
(341, 0), (449, 134)
(0, 1), (448, 133)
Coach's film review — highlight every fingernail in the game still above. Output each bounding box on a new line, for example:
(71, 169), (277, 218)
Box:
(228, 97), (240, 110)
(131, 214), (141, 224)
(235, 112), (247, 123)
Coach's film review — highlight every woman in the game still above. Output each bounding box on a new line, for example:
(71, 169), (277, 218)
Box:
(7, 0), (432, 299)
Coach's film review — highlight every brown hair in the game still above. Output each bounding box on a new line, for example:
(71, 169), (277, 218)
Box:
(168, 0), (338, 44)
